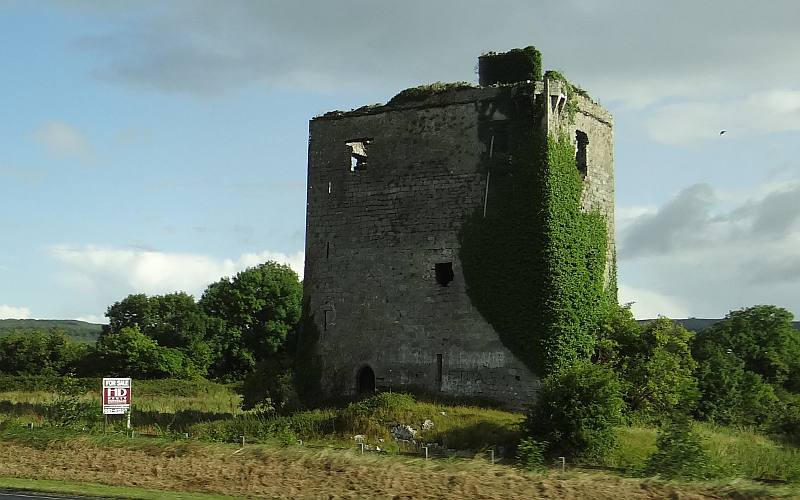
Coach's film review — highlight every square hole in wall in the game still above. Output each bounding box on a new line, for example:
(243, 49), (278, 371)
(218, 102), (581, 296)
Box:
(435, 262), (454, 287)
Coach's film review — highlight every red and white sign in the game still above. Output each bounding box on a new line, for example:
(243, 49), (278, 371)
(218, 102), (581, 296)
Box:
(102, 378), (131, 415)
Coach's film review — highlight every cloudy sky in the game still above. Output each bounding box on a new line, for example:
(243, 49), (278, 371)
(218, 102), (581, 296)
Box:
(1, 0), (798, 322)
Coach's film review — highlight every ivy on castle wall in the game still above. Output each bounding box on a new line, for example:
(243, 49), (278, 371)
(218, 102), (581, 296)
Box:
(459, 83), (613, 376)
(540, 133), (611, 372)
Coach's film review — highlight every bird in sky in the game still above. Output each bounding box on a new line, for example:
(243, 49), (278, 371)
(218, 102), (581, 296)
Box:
(719, 130), (727, 135)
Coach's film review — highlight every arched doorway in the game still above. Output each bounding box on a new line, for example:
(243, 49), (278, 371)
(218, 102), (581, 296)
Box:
(356, 365), (376, 395)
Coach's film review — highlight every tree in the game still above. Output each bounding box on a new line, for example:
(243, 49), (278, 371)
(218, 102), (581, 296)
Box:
(0, 330), (86, 376)
(524, 360), (624, 461)
(695, 305), (800, 389)
(200, 261), (302, 379)
(596, 307), (698, 423)
(104, 292), (212, 376)
(692, 305), (795, 426)
(91, 326), (190, 379)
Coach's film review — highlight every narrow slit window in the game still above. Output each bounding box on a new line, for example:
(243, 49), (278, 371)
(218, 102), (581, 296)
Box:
(323, 310), (328, 331)
(326, 241), (330, 259)
(436, 354), (443, 390)
(435, 262), (454, 287)
(346, 139), (372, 172)
(576, 130), (588, 180)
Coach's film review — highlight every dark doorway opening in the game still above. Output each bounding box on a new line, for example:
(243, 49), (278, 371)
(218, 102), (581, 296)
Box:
(357, 365), (376, 395)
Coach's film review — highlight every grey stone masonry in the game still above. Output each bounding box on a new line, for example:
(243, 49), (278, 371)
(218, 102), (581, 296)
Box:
(303, 59), (614, 408)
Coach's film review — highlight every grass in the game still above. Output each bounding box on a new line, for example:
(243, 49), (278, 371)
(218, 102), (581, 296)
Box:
(609, 422), (800, 482)
(0, 431), (798, 499)
(0, 477), (247, 499)
(1, 379), (799, 489)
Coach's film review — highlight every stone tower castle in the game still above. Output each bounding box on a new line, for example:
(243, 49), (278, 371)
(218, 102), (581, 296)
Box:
(302, 48), (614, 407)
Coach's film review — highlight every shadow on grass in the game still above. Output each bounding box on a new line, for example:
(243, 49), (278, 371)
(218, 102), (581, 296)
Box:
(425, 420), (522, 454)
(132, 409), (235, 432)
(0, 400), (47, 417)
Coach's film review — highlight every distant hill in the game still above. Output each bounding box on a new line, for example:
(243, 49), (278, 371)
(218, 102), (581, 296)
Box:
(639, 318), (800, 332)
(0, 319), (102, 343)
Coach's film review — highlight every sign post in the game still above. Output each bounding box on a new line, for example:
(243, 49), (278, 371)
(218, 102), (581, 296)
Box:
(102, 378), (132, 428)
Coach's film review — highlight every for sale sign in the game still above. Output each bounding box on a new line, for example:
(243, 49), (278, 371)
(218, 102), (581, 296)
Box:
(102, 378), (131, 415)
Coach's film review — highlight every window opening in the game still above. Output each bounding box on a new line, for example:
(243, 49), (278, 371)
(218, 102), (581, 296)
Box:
(346, 139), (372, 172)
(436, 354), (443, 390)
(326, 241), (330, 259)
(435, 262), (454, 287)
(323, 310), (328, 331)
(576, 130), (588, 180)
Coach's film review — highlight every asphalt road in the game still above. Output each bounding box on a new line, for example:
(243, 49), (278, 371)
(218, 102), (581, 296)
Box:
(0, 490), (106, 500)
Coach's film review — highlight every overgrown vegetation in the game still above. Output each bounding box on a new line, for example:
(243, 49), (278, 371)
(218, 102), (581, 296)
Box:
(387, 81), (475, 106)
(459, 77), (611, 376)
(478, 46), (542, 84)
(525, 361), (623, 462)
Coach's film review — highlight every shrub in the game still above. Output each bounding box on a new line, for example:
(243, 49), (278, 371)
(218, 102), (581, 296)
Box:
(770, 393), (800, 445)
(241, 357), (301, 413)
(516, 437), (547, 471)
(524, 361), (623, 461)
(45, 376), (100, 428)
(644, 414), (717, 479)
(337, 393), (417, 439)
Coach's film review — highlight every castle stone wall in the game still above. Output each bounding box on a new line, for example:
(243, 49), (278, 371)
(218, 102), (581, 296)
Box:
(303, 78), (614, 408)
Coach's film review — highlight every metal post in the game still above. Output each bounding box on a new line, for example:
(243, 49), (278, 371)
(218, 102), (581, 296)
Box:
(423, 446), (429, 460)
(360, 443), (364, 454)
(490, 449), (495, 465)
(126, 411), (131, 430)
(241, 435), (245, 447)
(559, 456), (565, 472)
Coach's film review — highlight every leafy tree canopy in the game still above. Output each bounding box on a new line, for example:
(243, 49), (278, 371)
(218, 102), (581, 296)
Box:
(596, 307), (698, 424)
(694, 305), (800, 390)
(200, 261), (302, 379)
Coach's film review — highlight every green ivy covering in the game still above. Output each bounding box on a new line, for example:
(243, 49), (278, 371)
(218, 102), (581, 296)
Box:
(460, 82), (613, 376)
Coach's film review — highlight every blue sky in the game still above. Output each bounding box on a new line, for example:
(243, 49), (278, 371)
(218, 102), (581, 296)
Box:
(1, 0), (799, 322)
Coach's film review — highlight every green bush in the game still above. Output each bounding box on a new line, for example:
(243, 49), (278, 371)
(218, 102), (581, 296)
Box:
(516, 437), (547, 471)
(524, 361), (623, 461)
(644, 414), (718, 479)
(44, 377), (101, 428)
(241, 357), (301, 413)
(337, 393), (417, 439)
(770, 393), (800, 444)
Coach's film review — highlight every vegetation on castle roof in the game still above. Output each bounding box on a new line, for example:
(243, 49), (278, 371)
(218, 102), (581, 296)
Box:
(387, 81), (476, 106)
(479, 46), (542, 85)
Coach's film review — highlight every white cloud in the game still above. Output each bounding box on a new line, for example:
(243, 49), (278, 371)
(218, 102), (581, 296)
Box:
(32, 120), (94, 162)
(0, 304), (32, 319)
(74, 314), (108, 325)
(618, 285), (689, 320)
(48, 245), (304, 320)
(50, 244), (304, 297)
